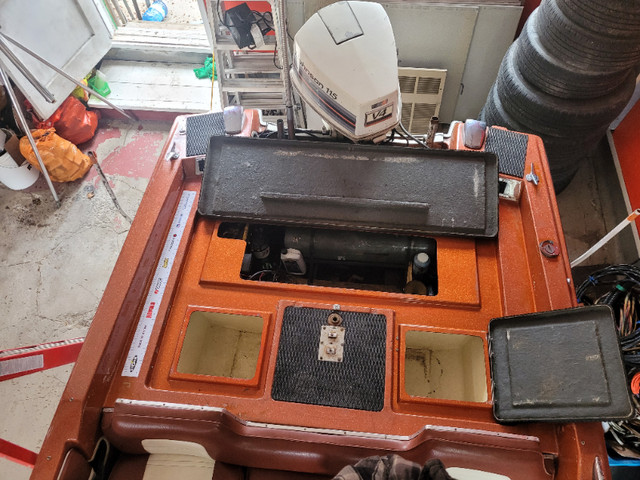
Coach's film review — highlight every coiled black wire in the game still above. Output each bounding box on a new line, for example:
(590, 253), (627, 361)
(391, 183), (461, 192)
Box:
(577, 264), (640, 456)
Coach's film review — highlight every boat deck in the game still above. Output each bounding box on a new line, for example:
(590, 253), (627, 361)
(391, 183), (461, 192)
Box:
(32, 115), (609, 479)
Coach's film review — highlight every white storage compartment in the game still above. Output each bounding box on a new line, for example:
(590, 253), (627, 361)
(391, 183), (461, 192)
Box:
(177, 311), (263, 379)
(404, 331), (487, 402)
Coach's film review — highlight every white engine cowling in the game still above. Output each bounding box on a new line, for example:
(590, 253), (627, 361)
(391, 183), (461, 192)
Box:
(291, 1), (401, 142)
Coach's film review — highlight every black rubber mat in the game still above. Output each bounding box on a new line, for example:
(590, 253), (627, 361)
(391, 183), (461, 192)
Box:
(272, 306), (386, 411)
(186, 112), (225, 157)
(484, 127), (529, 178)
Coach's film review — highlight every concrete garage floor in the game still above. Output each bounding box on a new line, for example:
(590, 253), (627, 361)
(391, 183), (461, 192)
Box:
(0, 118), (171, 480)
(0, 118), (638, 479)
(0, 2), (202, 477)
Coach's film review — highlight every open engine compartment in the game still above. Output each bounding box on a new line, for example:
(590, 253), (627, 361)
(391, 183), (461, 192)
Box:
(218, 222), (438, 295)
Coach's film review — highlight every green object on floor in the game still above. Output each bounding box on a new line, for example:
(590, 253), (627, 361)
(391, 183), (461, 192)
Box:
(194, 57), (216, 80)
(88, 71), (111, 97)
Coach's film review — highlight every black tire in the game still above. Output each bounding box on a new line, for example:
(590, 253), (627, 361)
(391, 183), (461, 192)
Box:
(481, 81), (607, 193)
(515, 10), (632, 99)
(545, 128), (604, 185)
(542, 127), (607, 159)
(484, 70), (613, 157)
(478, 107), (486, 123)
(554, 0), (640, 38)
(482, 83), (529, 133)
(539, 132), (603, 194)
(495, 44), (635, 137)
(482, 81), (603, 153)
(548, 159), (580, 194)
(537, 0), (640, 72)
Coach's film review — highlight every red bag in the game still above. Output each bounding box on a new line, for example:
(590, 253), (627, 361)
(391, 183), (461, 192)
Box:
(29, 96), (99, 145)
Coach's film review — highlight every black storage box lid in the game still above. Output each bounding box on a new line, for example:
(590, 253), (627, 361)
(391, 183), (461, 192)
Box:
(489, 305), (633, 423)
(198, 136), (498, 238)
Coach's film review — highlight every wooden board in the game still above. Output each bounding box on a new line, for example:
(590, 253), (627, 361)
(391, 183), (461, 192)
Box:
(107, 21), (211, 63)
(111, 21), (210, 49)
(88, 59), (219, 113)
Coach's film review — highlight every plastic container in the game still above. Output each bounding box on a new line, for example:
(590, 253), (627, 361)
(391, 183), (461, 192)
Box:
(280, 248), (307, 275)
(88, 70), (111, 97)
(412, 252), (431, 277)
(142, 0), (168, 22)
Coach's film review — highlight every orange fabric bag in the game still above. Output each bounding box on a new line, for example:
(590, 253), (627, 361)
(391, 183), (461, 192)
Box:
(19, 129), (92, 182)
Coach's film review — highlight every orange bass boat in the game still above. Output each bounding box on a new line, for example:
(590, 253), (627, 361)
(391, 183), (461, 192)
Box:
(33, 111), (626, 480)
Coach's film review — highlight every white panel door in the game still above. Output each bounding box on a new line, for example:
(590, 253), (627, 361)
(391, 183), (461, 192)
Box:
(0, 0), (113, 119)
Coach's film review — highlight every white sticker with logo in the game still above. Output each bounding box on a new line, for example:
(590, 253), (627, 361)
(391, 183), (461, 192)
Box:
(122, 190), (196, 377)
(365, 103), (394, 126)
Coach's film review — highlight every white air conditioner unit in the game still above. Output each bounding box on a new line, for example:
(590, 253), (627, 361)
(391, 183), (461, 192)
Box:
(399, 67), (446, 134)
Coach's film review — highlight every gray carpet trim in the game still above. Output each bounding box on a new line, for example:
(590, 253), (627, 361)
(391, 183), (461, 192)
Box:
(485, 127), (529, 178)
(186, 112), (226, 157)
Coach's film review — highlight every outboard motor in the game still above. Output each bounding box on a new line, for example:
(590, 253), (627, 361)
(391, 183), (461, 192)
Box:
(291, 1), (401, 142)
